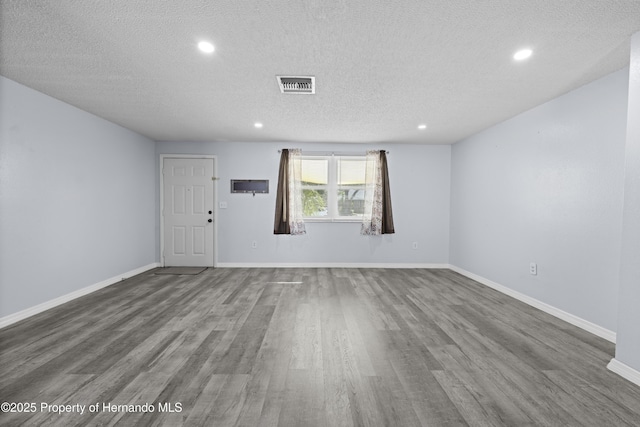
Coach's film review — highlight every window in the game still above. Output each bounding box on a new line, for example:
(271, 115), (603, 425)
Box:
(301, 155), (366, 221)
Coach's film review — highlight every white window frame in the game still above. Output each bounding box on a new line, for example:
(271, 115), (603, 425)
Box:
(301, 154), (366, 222)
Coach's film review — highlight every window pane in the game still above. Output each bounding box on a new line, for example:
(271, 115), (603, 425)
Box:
(337, 188), (365, 217)
(303, 189), (328, 217)
(302, 158), (328, 186)
(337, 158), (366, 185)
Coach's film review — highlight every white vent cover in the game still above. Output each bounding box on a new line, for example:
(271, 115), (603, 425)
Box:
(277, 76), (315, 94)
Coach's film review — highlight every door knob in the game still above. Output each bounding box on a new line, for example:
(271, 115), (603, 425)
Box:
(208, 219), (213, 223)
(208, 210), (212, 214)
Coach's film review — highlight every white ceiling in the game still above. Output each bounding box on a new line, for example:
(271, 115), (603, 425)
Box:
(1, 1), (640, 145)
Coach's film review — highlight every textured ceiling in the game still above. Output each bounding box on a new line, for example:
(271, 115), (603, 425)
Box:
(1, 1), (640, 144)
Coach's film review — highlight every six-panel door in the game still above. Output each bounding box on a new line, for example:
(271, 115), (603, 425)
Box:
(163, 158), (214, 267)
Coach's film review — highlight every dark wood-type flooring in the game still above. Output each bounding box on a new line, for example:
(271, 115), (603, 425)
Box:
(1, 268), (639, 426)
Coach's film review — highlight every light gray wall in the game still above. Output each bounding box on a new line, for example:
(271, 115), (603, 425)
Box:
(616, 32), (640, 371)
(0, 76), (157, 318)
(156, 141), (451, 266)
(449, 68), (629, 332)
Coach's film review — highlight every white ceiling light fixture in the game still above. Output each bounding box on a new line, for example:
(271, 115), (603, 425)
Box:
(418, 124), (427, 130)
(514, 48), (533, 61)
(254, 122), (263, 128)
(198, 41), (215, 53)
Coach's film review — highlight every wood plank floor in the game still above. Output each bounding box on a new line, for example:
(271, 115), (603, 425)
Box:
(1, 268), (639, 426)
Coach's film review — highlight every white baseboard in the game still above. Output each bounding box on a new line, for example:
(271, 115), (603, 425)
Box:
(216, 262), (450, 269)
(0, 262), (160, 329)
(448, 265), (617, 343)
(607, 358), (640, 387)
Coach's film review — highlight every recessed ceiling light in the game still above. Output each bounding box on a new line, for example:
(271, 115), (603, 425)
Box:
(254, 122), (263, 128)
(513, 48), (532, 61)
(418, 124), (427, 130)
(198, 41), (215, 53)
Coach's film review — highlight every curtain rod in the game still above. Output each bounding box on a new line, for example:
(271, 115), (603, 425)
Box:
(278, 150), (389, 155)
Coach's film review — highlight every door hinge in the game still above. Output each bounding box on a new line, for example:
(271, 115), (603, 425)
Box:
(212, 177), (219, 181)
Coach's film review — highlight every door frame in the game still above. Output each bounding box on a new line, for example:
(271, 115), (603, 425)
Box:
(160, 154), (218, 267)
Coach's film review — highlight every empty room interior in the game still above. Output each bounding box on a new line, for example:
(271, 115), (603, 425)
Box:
(2, 1), (640, 426)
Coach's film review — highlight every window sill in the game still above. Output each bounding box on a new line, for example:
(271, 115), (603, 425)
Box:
(303, 218), (362, 224)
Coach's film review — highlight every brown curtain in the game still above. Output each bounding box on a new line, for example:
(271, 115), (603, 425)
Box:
(380, 150), (395, 234)
(274, 149), (290, 234)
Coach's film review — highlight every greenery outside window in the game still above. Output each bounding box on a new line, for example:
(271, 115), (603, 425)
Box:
(301, 155), (366, 221)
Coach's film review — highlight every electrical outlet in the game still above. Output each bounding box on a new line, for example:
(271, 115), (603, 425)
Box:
(530, 262), (537, 275)
(412, 242), (418, 250)
(252, 240), (258, 249)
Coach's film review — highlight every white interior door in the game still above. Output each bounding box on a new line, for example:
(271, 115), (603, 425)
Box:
(163, 158), (214, 267)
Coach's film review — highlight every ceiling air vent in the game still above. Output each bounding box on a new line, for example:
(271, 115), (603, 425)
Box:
(277, 76), (315, 94)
